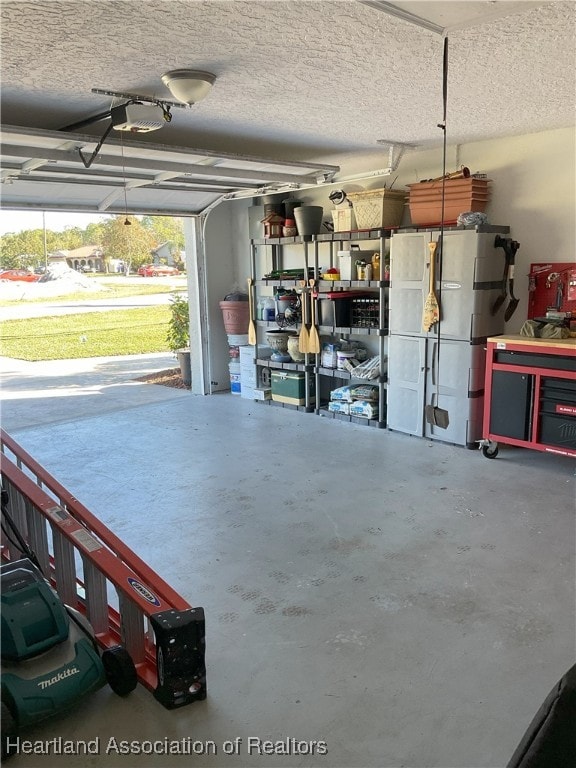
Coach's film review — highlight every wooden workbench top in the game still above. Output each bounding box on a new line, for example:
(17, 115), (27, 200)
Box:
(487, 334), (576, 352)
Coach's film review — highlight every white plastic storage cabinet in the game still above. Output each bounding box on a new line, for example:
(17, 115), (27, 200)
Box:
(387, 226), (510, 448)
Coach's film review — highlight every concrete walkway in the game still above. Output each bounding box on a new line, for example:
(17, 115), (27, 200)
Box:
(0, 352), (188, 432)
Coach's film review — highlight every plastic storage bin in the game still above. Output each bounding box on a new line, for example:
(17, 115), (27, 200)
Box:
(317, 291), (372, 327)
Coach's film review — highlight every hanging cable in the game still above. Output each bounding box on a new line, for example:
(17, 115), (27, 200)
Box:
(120, 133), (131, 226)
(426, 36), (450, 429)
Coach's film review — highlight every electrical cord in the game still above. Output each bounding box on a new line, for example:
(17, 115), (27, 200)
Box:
(1, 478), (42, 571)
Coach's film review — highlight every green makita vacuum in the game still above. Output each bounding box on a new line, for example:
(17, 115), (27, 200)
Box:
(1, 484), (137, 760)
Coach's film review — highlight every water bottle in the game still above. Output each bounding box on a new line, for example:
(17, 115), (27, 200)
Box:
(257, 298), (266, 320)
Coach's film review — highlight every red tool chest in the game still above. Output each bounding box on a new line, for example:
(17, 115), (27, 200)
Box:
(482, 335), (576, 459)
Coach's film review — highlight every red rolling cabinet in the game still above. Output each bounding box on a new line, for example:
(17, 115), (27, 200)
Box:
(481, 335), (576, 458)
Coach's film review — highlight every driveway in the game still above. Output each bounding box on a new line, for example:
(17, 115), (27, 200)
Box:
(0, 352), (188, 433)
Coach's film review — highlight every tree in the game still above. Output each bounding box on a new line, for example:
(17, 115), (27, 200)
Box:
(56, 226), (84, 251)
(83, 222), (107, 246)
(1, 219), (111, 271)
(100, 215), (157, 273)
(141, 215), (185, 263)
(0, 230), (45, 269)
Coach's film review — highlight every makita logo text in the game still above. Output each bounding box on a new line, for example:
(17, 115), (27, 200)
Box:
(38, 667), (80, 690)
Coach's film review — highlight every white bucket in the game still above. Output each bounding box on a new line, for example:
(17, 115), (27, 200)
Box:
(336, 350), (357, 370)
(230, 372), (241, 394)
(227, 333), (249, 347)
(229, 360), (241, 393)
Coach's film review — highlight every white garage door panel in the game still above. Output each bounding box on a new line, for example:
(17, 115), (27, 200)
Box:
(0, 125), (339, 216)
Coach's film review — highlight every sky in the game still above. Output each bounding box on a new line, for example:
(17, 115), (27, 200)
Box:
(0, 210), (114, 236)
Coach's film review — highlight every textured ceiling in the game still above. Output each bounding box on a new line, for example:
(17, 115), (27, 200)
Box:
(1, 0), (574, 168)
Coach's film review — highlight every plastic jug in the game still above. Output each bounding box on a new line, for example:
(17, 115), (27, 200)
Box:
(263, 298), (276, 321)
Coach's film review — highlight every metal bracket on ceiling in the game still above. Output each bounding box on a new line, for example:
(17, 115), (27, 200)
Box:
(331, 140), (418, 184)
(376, 139), (419, 173)
(315, 170), (338, 185)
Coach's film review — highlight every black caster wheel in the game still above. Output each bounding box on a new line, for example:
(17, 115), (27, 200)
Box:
(482, 443), (499, 459)
(102, 646), (138, 696)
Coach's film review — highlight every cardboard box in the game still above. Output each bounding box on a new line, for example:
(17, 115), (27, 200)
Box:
(332, 207), (356, 232)
(321, 342), (341, 368)
(252, 387), (271, 400)
(241, 367), (257, 388)
(338, 249), (374, 280)
(239, 345), (255, 363)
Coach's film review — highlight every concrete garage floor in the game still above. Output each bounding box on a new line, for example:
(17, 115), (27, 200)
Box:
(1, 354), (574, 768)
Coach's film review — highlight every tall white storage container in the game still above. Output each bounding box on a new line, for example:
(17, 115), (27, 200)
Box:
(387, 226), (510, 447)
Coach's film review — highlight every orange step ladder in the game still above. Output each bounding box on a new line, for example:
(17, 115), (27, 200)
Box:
(0, 428), (205, 709)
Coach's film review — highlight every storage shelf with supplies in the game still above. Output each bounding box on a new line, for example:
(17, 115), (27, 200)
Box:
(248, 225), (391, 429)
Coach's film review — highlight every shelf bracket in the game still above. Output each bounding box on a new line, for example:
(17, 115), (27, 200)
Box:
(376, 139), (420, 173)
(332, 140), (419, 184)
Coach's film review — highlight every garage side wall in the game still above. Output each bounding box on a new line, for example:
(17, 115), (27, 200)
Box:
(204, 199), (251, 393)
(228, 126), (575, 334)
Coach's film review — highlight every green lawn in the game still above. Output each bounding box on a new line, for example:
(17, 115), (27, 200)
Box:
(0, 283), (184, 306)
(0, 306), (173, 361)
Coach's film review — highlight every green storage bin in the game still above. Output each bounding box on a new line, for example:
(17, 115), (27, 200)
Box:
(271, 371), (315, 405)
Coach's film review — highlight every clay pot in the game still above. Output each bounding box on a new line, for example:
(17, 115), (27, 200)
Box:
(219, 301), (249, 334)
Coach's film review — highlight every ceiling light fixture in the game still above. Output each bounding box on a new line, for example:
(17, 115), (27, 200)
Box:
(161, 70), (216, 106)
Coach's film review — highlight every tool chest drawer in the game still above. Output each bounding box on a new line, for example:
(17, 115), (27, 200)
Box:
(541, 377), (576, 395)
(540, 377), (576, 422)
(539, 413), (576, 450)
(494, 350), (576, 372)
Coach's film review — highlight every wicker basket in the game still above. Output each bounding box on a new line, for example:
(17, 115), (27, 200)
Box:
(347, 188), (406, 229)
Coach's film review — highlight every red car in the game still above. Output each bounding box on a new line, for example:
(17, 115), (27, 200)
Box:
(0, 269), (40, 282)
(137, 264), (180, 277)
